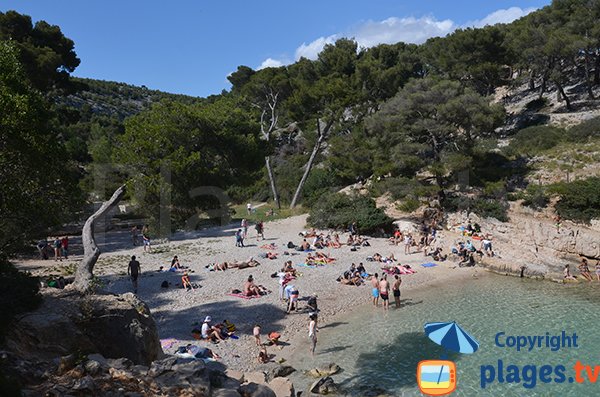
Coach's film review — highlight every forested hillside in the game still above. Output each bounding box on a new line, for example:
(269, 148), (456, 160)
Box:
(2, 0), (600, 250)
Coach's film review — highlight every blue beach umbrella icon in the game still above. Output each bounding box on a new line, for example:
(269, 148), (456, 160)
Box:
(424, 321), (479, 354)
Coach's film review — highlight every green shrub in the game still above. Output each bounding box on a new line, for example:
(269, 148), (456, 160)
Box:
(505, 125), (565, 157)
(301, 168), (341, 207)
(308, 194), (392, 234)
(568, 116), (600, 143)
(549, 177), (600, 223)
(443, 195), (509, 222)
(370, 177), (437, 201)
(397, 198), (421, 213)
(0, 260), (42, 339)
(521, 184), (550, 209)
(472, 198), (509, 222)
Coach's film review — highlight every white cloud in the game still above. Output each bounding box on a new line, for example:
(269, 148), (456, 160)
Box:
(257, 6), (539, 66)
(467, 7), (537, 28)
(353, 16), (455, 48)
(295, 34), (339, 60)
(294, 16), (455, 61)
(258, 57), (285, 70)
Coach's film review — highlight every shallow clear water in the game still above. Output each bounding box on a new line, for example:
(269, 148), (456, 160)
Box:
(290, 273), (600, 396)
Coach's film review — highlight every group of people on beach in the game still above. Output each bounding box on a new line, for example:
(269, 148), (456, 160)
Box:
(235, 219), (265, 247)
(37, 236), (69, 261)
(370, 273), (402, 310)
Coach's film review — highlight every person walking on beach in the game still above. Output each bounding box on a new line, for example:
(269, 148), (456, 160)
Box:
(380, 274), (390, 310)
(308, 313), (318, 356)
(241, 218), (248, 238)
(142, 224), (151, 253)
(392, 275), (402, 308)
(404, 234), (412, 255)
(371, 273), (380, 307)
(127, 255), (141, 293)
(235, 229), (244, 247)
(256, 221), (265, 241)
(53, 237), (62, 261)
(60, 236), (69, 259)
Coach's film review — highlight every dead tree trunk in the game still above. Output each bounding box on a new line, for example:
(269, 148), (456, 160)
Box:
(290, 119), (332, 209)
(265, 156), (280, 209)
(73, 185), (126, 293)
(258, 91), (281, 209)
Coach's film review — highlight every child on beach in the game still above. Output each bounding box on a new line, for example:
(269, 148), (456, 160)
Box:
(253, 324), (261, 346)
(308, 313), (318, 356)
(258, 346), (269, 363)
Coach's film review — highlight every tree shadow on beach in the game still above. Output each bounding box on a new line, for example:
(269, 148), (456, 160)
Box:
(348, 331), (462, 392)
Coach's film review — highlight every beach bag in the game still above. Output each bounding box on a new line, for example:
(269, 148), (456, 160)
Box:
(161, 280), (169, 288)
(287, 241), (295, 249)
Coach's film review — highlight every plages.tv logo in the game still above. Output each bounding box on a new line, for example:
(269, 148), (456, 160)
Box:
(417, 321), (479, 396)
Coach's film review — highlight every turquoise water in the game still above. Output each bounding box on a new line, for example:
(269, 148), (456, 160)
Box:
(291, 273), (600, 396)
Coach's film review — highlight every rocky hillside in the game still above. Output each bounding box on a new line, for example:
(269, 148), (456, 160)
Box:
(58, 77), (202, 120)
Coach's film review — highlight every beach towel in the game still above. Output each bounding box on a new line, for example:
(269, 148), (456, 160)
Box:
(226, 292), (263, 300)
(175, 351), (216, 363)
(421, 262), (438, 268)
(160, 338), (178, 350)
(297, 263), (322, 268)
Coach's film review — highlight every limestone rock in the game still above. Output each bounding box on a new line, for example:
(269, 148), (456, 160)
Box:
(5, 290), (163, 366)
(309, 376), (338, 394)
(268, 377), (295, 397)
(244, 371), (267, 384)
(265, 365), (296, 382)
(239, 382), (276, 397)
(306, 363), (340, 378)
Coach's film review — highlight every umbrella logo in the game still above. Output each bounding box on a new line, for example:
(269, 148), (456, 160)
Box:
(417, 321), (479, 396)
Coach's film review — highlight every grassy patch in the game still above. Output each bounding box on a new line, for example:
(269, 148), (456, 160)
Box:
(231, 203), (306, 222)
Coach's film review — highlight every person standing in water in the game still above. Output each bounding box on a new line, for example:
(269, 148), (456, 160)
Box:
(127, 255), (141, 293)
(371, 273), (380, 307)
(392, 275), (402, 308)
(379, 274), (390, 310)
(308, 313), (318, 356)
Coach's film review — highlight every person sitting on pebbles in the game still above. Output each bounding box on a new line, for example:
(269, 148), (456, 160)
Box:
(201, 316), (225, 342)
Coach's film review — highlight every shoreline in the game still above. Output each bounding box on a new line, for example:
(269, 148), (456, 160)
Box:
(15, 212), (586, 377)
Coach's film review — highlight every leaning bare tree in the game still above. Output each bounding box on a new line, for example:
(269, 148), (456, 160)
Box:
(72, 185), (126, 293)
(290, 118), (334, 209)
(257, 89), (282, 209)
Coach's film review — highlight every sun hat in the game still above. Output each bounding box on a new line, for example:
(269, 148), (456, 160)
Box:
(204, 316), (211, 322)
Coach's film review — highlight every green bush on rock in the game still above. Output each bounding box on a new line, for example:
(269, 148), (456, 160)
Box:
(308, 194), (392, 234)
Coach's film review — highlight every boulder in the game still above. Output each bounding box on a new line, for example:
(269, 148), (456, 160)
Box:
(309, 376), (338, 395)
(306, 363), (340, 378)
(5, 290), (163, 366)
(57, 354), (77, 375)
(84, 359), (103, 376)
(239, 382), (276, 397)
(244, 371), (267, 384)
(71, 375), (95, 392)
(268, 377), (295, 397)
(225, 369), (245, 383)
(265, 365), (296, 381)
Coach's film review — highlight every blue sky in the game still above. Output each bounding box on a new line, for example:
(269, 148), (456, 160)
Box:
(2, 1), (550, 98)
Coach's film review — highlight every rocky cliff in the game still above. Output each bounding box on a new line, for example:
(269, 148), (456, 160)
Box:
(447, 202), (600, 280)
